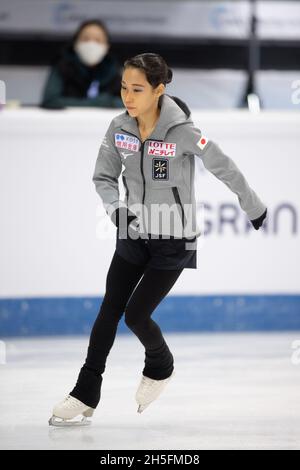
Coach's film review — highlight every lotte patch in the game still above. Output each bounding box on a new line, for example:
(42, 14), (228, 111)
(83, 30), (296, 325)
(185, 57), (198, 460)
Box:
(148, 141), (176, 157)
(152, 158), (169, 180)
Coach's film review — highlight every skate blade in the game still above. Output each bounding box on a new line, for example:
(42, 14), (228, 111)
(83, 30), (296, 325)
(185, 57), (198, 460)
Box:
(48, 415), (91, 427)
(137, 404), (150, 414)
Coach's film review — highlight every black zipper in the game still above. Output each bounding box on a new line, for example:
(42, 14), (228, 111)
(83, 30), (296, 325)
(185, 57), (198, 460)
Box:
(140, 141), (147, 205)
(122, 175), (129, 203)
(172, 186), (186, 229)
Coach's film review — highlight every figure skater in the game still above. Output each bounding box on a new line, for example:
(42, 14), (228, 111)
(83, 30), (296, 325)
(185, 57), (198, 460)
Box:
(49, 53), (267, 426)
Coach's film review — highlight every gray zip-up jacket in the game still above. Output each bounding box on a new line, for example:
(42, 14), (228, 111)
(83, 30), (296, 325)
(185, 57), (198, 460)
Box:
(92, 94), (267, 238)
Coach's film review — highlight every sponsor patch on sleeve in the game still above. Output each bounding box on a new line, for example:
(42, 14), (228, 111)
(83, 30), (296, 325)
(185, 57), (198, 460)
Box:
(197, 136), (209, 150)
(100, 135), (109, 148)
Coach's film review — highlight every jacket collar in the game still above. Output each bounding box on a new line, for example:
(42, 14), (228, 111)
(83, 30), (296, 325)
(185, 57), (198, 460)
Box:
(120, 94), (189, 142)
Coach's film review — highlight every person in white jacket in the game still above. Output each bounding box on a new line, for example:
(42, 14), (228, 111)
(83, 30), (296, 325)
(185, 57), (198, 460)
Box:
(49, 53), (267, 426)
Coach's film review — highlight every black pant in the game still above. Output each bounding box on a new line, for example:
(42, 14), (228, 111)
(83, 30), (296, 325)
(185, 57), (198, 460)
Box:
(70, 251), (184, 408)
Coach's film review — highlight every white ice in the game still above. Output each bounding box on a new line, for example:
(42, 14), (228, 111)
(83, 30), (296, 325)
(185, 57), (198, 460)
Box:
(0, 332), (299, 450)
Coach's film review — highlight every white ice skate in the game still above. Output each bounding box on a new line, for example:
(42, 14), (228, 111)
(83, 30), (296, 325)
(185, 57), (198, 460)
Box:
(135, 371), (175, 413)
(48, 395), (95, 427)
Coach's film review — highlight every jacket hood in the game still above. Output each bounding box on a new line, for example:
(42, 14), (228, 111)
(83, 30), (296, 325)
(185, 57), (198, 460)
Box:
(118, 94), (192, 141)
(169, 95), (191, 119)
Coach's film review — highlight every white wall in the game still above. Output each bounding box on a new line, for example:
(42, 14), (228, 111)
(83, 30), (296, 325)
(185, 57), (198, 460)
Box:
(0, 108), (299, 298)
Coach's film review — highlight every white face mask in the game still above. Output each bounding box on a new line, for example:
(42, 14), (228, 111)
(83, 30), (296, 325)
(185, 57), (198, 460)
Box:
(74, 41), (109, 66)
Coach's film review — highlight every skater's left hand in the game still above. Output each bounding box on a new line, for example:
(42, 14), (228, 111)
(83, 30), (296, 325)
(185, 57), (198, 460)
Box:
(250, 208), (267, 230)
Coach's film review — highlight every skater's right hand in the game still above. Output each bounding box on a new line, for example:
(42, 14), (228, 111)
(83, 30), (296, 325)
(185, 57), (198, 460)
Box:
(111, 206), (138, 230)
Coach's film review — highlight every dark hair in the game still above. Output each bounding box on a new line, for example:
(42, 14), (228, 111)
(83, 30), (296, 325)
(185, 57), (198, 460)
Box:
(71, 19), (111, 46)
(123, 53), (173, 88)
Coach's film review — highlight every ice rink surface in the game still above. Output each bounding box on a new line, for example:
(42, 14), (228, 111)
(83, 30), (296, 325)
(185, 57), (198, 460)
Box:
(0, 332), (299, 450)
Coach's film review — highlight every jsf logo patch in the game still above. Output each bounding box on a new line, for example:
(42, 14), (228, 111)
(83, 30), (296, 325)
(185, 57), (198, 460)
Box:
(115, 133), (140, 152)
(148, 141), (176, 157)
(153, 159), (169, 180)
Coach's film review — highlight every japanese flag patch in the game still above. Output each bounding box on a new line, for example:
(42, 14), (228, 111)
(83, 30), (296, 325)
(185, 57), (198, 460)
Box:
(197, 136), (209, 150)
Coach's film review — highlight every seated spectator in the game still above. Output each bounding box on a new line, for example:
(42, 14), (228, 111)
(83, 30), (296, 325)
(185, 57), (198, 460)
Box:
(41, 19), (123, 109)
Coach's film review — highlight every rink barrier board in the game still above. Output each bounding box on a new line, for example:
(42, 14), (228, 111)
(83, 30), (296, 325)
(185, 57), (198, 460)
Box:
(0, 294), (300, 337)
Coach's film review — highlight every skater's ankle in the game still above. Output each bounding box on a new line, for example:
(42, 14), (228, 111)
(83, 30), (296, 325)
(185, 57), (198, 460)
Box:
(83, 364), (102, 378)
